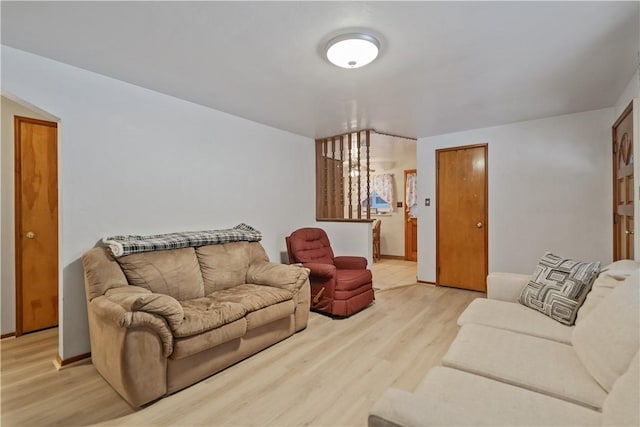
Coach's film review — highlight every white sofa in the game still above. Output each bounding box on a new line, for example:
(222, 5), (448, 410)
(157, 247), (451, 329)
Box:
(369, 260), (640, 427)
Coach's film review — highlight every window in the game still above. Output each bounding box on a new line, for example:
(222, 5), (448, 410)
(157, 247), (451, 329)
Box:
(362, 191), (391, 213)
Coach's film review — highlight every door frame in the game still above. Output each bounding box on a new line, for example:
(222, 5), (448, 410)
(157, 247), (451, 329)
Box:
(612, 101), (634, 261)
(14, 115), (59, 336)
(435, 143), (489, 287)
(404, 169), (417, 260)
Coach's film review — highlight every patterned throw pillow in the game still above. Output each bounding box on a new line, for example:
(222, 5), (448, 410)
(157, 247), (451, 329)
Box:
(519, 252), (601, 325)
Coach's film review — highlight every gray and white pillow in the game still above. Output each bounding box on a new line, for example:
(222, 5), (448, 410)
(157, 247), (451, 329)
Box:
(519, 252), (600, 325)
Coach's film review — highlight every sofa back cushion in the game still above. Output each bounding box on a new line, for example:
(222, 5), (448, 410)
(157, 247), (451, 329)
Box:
(196, 242), (269, 294)
(82, 247), (130, 300)
(116, 247), (205, 301)
(572, 271), (639, 392)
(602, 352), (639, 427)
(576, 269), (636, 323)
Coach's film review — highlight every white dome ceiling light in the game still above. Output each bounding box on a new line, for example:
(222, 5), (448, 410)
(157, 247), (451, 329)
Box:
(326, 33), (380, 69)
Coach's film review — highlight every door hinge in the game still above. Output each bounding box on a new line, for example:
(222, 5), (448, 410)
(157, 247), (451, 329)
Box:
(613, 141), (618, 153)
(437, 160), (440, 169)
(614, 213), (617, 225)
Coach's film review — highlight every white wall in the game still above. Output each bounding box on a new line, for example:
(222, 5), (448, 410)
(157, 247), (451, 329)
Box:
(318, 221), (373, 266)
(615, 69), (639, 117)
(0, 96), (57, 335)
(369, 135), (417, 257)
(417, 108), (614, 282)
(1, 46), (318, 358)
(613, 68), (639, 259)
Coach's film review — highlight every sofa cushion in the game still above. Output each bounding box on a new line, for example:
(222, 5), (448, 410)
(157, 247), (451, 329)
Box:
(519, 252), (600, 325)
(245, 300), (295, 330)
(336, 269), (373, 291)
(171, 318), (247, 360)
(196, 242), (269, 293)
(82, 247), (129, 300)
(602, 352), (640, 427)
(175, 298), (246, 337)
(572, 271), (639, 392)
(209, 283), (293, 313)
(116, 248), (205, 301)
(442, 324), (607, 410)
(411, 367), (601, 426)
(576, 270), (632, 323)
(601, 259), (640, 272)
(458, 298), (573, 344)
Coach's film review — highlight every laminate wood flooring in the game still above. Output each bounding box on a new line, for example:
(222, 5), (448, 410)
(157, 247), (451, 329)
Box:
(372, 258), (418, 291)
(1, 283), (481, 427)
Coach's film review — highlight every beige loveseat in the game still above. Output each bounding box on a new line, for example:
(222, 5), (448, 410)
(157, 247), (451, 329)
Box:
(82, 241), (310, 407)
(369, 260), (640, 426)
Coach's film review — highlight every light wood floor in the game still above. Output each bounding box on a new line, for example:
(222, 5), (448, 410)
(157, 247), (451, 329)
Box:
(1, 266), (481, 427)
(372, 258), (418, 291)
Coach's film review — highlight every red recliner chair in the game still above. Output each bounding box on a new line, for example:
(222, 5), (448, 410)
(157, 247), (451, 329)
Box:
(285, 227), (374, 317)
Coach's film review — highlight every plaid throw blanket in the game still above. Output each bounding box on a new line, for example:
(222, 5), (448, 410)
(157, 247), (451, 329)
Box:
(103, 223), (262, 257)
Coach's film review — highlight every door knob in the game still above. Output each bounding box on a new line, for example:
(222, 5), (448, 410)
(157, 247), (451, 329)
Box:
(476, 222), (483, 228)
(25, 231), (35, 239)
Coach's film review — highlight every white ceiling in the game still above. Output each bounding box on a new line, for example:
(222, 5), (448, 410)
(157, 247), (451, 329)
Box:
(2, 1), (638, 139)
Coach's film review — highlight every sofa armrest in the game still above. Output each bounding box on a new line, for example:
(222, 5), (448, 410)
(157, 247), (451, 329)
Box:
(302, 262), (336, 279)
(247, 261), (311, 293)
(334, 256), (368, 270)
(105, 291), (184, 330)
(90, 295), (174, 357)
(487, 272), (531, 302)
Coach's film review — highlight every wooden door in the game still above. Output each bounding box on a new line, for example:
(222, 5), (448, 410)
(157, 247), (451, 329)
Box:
(404, 169), (418, 261)
(436, 144), (488, 292)
(613, 102), (634, 260)
(15, 116), (59, 335)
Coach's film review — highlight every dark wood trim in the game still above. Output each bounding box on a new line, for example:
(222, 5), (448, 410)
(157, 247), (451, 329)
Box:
(417, 280), (436, 285)
(14, 116), (24, 337)
(56, 352), (91, 367)
(612, 101), (634, 261)
(435, 143), (489, 288)
(316, 218), (373, 223)
(14, 115), (59, 337)
(380, 254), (405, 260)
(404, 169), (417, 260)
(1, 332), (16, 339)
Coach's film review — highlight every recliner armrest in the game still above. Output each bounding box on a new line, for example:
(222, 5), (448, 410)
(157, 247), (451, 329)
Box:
(246, 261), (310, 293)
(334, 256), (368, 270)
(487, 272), (531, 302)
(303, 262), (337, 279)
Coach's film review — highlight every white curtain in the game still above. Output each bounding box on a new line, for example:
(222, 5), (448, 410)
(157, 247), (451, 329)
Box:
(351, 174), (395, 208)
(406, 172), (417, 217)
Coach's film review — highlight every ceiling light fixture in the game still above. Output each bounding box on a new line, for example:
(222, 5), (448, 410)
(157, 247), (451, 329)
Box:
(326, 33), (380, 69)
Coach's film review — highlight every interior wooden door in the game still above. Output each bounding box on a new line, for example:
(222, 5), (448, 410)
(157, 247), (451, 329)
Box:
(436, 144), (488, 292)
(613, 102), (634, 260)
(404, 169), (418, 261)
(15, 116), (59, 335)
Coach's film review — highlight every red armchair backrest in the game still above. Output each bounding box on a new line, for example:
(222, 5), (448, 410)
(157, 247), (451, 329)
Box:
(286, 228), (335, 265)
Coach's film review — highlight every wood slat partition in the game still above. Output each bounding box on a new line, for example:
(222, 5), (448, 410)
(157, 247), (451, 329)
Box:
(316, 130), (371, 221)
